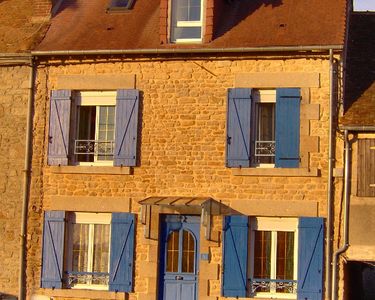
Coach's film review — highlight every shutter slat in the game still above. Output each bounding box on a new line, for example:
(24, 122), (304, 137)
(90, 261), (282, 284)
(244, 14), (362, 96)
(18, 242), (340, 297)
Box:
(114, 90), (140, 167)
(41, 211), (65, 289)
(222, 215), (248, 297)
(48, 90), (72, 166)
(297, 217), (324, 300)
(109, 213), (135, 292)
(226, 88), (252, 168)
(275, 88), (300, 168)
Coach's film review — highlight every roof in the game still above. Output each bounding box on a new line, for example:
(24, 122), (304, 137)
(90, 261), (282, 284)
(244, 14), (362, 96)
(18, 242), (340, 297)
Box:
(0, 0), (48, 53)
(35, 0), (347, 52)
(340, 13), (375, 129)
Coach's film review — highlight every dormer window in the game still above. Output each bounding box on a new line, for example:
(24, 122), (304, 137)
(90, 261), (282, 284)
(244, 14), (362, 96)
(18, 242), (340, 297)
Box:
(170, 0), (203, 43)
(108, 0), (134, 10)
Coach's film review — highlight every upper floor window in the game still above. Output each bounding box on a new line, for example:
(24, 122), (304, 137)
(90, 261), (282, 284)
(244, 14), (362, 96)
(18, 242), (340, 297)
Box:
(357, 139), (375, 197)
(170, 0), (203, 43)
(47, 89), (140, 167)
(226, 88), (301, 168)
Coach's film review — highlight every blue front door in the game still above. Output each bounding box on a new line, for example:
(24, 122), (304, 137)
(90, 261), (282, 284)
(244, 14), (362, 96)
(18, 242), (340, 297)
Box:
(159, 215), (200, 300)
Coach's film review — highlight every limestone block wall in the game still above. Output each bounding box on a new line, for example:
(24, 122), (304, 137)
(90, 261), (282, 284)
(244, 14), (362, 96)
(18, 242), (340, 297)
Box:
(26, 55), (342, 300)
(0, 65), (31, 297)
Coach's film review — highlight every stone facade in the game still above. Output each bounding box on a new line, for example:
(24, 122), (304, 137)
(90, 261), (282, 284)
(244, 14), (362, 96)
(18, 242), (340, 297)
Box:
(0, 65), (31, 297)
(24, 53), (343, 300)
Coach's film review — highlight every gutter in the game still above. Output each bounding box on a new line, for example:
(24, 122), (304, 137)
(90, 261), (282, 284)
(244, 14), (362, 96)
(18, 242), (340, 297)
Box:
(332, 130), (351, 300)
(0, 53), (32, 66)
(339, 125), (375, 131)
(31, 45), (343, 56)
(325, 48), (335, 300)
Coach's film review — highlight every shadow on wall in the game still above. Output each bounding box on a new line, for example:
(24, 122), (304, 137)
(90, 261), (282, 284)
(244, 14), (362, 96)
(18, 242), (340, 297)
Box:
(213, 0), (283, 40)
(344, 13), (375, 111)
(0, 293), (17, 300)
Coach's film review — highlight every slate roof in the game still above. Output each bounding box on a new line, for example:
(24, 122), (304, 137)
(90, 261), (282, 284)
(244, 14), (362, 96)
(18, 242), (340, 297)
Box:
(340, 13), (375, 128)
(0, 0), (48, 53)
(36, 0), (347, 52)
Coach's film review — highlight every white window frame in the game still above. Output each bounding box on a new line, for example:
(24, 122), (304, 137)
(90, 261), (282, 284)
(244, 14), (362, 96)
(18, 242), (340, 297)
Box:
(169, 0), (204, 43)
(252, 89), (276, 168)
(66, 212), (112, 290)
(75, 91), (116, 166)
(249, 217), (298, 299)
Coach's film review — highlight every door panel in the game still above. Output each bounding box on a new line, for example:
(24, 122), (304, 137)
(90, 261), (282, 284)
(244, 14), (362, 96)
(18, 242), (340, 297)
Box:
(159, 215), (200, 300)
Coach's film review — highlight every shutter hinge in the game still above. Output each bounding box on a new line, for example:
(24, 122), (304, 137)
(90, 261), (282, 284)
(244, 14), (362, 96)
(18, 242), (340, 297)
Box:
(227, 136), (231, 145)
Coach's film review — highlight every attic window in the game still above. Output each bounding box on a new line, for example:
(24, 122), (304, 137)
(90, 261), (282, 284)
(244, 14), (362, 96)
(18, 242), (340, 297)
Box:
(170, 0), (203, 43)
(108, 0), (134, 10)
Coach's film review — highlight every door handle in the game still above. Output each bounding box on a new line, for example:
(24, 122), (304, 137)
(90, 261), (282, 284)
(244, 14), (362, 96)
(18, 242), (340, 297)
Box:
(175, 275), (183, 280)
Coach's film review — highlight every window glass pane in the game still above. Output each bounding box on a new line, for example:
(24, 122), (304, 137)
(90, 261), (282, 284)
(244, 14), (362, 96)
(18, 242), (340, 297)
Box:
(97, 106), (115, 161)
(254, 231), (271, 285)
(166, 231), (179, 272)
(92, 224), (110, 285)
(255, 103), (275, 164)
(77, 106), (96, 162)
(72, 223), (89, 284)
(174, 0), (201, 21)
(182, 230), (195, 273)
(276, 231), (294, 283)
(171, 27), (201, 41)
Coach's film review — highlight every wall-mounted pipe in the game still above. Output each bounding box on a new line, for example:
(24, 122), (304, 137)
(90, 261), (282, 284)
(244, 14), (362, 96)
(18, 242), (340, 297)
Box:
(19, 58), (35, 300)
(325, 48), (335, 300)
(332, 130), (351, 300)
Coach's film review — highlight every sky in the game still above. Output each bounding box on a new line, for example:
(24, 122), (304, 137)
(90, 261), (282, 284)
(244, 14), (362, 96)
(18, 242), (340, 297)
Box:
(353, 0), (375, 11)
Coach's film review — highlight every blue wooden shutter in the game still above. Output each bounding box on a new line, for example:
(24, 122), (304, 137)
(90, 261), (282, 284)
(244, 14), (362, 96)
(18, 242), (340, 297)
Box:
(226, 88), (252, 168)
(109, 213), (135, 292)
(48, 90), (72, 166)
(275, 88), (300, 168)
(41, 211), (65, 289)
(114, 90), (140, 167)
(222, 215), (249, 297)
(298, 217), (324, 300)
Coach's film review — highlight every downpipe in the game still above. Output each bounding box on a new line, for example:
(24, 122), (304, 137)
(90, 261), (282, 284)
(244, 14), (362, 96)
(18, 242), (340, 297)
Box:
(19, 58), (35, 300)
(332, 130), (351, 300)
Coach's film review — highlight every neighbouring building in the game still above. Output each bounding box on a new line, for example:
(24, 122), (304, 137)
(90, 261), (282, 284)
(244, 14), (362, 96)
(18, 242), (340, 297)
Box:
(1, 0), (351, 300)
(337, 9), (375, 300)
(0, 0), (50, 298)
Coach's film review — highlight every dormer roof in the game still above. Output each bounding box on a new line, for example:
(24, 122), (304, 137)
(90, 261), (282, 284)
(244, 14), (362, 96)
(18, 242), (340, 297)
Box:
(35, 0), (347, 52)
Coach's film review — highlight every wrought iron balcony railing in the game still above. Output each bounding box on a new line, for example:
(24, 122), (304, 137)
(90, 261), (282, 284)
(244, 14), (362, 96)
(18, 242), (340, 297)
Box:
(74, 140), (114, 156)
(255, 140), (275, 157)
(66, 271), (110, 286)
(250, 278), (297, 294)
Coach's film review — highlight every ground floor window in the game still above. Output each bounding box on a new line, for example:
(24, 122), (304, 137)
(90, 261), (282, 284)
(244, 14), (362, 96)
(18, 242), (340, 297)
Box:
(66, 213), (111, 290)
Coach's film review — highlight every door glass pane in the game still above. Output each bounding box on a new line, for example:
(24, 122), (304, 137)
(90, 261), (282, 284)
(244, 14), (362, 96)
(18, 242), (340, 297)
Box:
(254, 231), (271, 292)
(77, 106), (96, 162)
(92, 224), (110, 285)
(72, 223), (89, 284)
(276, 231), (294, 293)
(182, 230), (195, 273)
(97, 106), (115, 161)
(166, 231), (179, 272)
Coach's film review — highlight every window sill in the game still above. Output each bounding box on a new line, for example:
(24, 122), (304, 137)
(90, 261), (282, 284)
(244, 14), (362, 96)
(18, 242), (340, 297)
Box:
(48, 165), (131, 175)
(232, 167), (319, 177)
(39, 288), (126, 299)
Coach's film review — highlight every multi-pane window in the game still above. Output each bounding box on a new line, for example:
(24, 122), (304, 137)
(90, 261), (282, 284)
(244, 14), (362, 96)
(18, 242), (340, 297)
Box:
(170, 0), (203, 43)
(66, 213), (111, 290)
(250, 218), (298, 298)
(74, 91), (116, 165)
